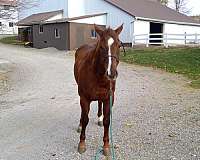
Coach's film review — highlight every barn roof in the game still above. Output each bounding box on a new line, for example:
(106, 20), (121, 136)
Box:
(17, 10), (63, 26)
(105, 0), (199, 25)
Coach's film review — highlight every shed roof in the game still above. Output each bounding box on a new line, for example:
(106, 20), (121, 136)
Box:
(47, 13), (107, 24)
(17, 12), (107, 26)
(105, 0), (199, 25)
(17, 10), (63, 26)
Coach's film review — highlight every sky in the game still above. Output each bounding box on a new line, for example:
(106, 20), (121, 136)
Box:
(168, 0), (200, 15)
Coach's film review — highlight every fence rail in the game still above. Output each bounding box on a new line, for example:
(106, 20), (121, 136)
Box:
(132, 33), (200, 47)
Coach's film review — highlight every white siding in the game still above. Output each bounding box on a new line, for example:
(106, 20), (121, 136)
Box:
(134, 20), (150, 34)
(19, 0), (68, 19)
(164, 23), (200, 44)
(68, 0), (134, 43)
(69, 14), (107, 25)
(134, 20), (150, 44)
(0, 20), (18, 34)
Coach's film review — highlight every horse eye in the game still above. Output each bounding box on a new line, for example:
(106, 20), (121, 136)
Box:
(100, 46), (108, 52)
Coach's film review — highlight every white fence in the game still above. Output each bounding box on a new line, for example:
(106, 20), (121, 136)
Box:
(132, 33), (200, 47)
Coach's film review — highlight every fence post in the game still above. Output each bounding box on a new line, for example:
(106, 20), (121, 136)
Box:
(184, 32), (187, 45)
(146, 34), (149, 47)
(132, 35), (135, 47)
(164, 33), (168, 48)
(195, 33), (198, 44)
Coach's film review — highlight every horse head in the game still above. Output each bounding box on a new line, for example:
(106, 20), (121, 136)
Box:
(94, 24), (123, 80)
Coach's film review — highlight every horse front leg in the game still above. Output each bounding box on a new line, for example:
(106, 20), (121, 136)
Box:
(97, 101), (103, 127)
(103, 92), (115, 156)
(78, 96), (90, 154)
(103, 99), (111, 156)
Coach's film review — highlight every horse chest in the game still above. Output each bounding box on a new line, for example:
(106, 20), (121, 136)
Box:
(79, 78), (111, 100)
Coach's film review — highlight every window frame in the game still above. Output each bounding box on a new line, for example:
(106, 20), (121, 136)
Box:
(91, 29), (97, 39)
(3, 5), (10, 10)
(9, 22), (14, 27)
(39, 25), (44, 34)
(54, 28), (60, 39)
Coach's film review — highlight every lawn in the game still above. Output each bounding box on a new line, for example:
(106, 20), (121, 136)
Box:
(120, 47), (200, 89)
(0, 36), (24, 45)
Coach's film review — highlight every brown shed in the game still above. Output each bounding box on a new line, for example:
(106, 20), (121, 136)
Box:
(17, 12), (106, 50)
(32, 21), (105, 50)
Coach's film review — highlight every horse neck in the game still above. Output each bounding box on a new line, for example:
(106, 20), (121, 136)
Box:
(91, 41), (105, 76)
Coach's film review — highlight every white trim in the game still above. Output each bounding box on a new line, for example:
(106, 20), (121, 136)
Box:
(135, 17), (200, 26)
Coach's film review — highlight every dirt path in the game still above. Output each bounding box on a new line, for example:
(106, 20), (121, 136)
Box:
(0, 43), (199, 160)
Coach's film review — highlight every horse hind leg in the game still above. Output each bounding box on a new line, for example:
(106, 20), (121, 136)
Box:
(97, 101), (103, 127)
(78, 97), (90, 154)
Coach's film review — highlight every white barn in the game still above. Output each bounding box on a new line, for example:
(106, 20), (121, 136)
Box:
(19, 0), (200, 46)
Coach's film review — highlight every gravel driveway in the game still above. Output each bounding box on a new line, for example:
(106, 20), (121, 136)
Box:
(0, 43), (199, 160)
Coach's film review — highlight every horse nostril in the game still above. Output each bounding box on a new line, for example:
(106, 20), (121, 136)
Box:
(106, 70), (118, 80)
(106, 71), (109, 77)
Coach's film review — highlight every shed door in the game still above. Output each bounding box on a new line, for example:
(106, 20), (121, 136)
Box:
(150, 22), (163, 44)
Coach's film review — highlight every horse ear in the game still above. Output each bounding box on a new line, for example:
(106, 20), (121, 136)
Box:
(115, 24), (123, 35)
(94, 24), (103, 36)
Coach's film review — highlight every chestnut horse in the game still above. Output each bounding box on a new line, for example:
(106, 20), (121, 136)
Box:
(74, 24), (123, 156)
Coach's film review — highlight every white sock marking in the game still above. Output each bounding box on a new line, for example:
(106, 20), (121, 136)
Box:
(107, 37), (114, 76)
(98, 115), (104, 122)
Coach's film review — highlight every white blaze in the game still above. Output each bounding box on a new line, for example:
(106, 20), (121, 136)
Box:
(107, 37), (114, 76)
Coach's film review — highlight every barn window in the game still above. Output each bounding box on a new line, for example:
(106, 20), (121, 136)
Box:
(4, 5), (10, 10)
(39, 25), (44, 34)
(9, 22), (14, 27)
(55, 28), (60, 38)
(91, 29), (97, 38)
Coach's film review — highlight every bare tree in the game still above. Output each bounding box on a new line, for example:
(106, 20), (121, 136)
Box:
(0, 0), (39, 20)
(173, 0), (191, 14)
(15, 0), (39, 11)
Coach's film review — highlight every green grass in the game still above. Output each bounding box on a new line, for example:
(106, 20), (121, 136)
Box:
(0, 36), (24, 45)
(120, 47), (200, 89)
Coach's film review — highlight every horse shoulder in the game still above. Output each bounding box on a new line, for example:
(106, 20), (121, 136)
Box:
(74, 44), (96, 85)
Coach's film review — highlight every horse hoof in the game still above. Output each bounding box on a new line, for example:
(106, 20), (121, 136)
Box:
(103, 147), (110, 156)
(77, 126), (82, 133)
(98, 121), (103, 127)
(78, 143), (86, 154)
